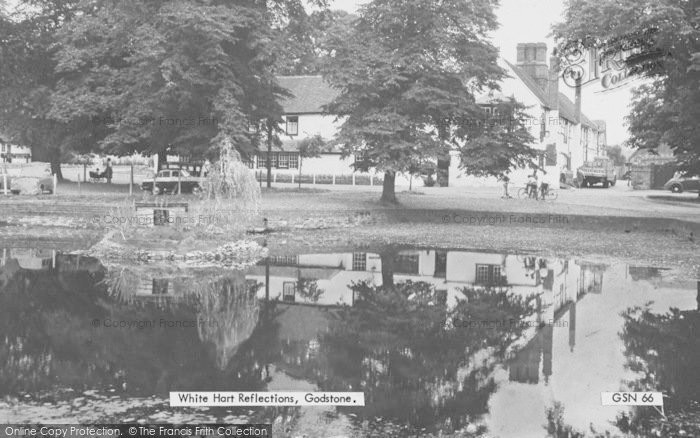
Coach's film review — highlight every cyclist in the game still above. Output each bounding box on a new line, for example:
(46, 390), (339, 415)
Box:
(540, 180), (549, 200)
(539, 170), (549, 200)
(526, 171), (538, 199)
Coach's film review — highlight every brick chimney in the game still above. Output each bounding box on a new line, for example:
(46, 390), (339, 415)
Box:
(516, 42), (548, 91)
(547, 54), (560, 110)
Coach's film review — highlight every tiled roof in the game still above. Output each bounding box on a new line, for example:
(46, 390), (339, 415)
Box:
(276, 75), (340, 114)
(504, 60), (600, 129)
(505, 61), (551, 106)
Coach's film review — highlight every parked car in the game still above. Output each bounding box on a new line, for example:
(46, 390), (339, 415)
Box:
(663, 175), (700, 193)
(576, 157), (617, 188)
(141, 169), (203, 195)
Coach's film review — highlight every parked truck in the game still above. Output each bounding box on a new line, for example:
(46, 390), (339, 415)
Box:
(576, 157), (617, 188)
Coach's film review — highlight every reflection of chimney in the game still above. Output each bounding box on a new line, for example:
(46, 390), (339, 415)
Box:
(542, 324), (553, 384)
(569, 301), (576, 352)
(517, 43), (549, 91)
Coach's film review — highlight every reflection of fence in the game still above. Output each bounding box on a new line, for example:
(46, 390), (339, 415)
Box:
(254, 171), (384, 186)
(630, 163), (676, 190)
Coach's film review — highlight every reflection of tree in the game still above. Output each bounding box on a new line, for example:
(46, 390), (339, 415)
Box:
(614, 301), (700, 436)
(379, 248), (396, 288)
(194, 277), (260, 370)
(543, 402), (587, 438)
(304, 280), (538, 434)
(0, 264), (275, 400)
(296, 277), (323, 303)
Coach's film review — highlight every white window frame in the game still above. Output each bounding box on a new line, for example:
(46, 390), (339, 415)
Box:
(286, 116), (299, 136)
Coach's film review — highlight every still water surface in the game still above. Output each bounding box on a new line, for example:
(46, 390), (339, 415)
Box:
(0, 246), (698, 437)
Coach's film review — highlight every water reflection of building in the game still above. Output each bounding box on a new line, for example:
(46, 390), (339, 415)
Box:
(0, 248), (56, 270)
(243, 250), (609, 388)
(0, 249), (107, 274)
(246, 251), (604, 312)
(507, 261), (607, 385)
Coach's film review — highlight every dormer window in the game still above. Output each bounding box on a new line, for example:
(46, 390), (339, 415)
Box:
(286, 116), (299, 136)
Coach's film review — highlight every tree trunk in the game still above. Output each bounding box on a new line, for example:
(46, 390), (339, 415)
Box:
(49, 149), (63, 181)
(381, 170), (397, 203)
(157, 148), (167, 172)
(298, 157), (302, 189)
(379, 248), (396, 289)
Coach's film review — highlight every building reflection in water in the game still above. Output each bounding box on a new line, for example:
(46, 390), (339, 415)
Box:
(238, 250), (612, 388)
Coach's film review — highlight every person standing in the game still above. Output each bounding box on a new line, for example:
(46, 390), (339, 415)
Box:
(105, 158), (113, 184)
(501, 174), (512, 199)
(527, 171), (538, 199)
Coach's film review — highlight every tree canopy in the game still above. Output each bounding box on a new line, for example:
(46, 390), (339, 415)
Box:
(321, 0), (536, 202)
(0, 0), (328, 177)
(553, 0), (700, 177)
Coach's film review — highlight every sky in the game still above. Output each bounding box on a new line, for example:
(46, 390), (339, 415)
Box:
(330, 0), (635, 146)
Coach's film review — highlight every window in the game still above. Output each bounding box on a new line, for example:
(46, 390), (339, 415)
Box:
(152, 279), (169, 294)
(395, 253), (420, 275)
(283, 282), (296, 302)
(171, 170), (180, 177)
(434, 251), (447, 277)
(545, 144), (557, 166)
(153, 209), (170, 226)
(269, 255), (299, 265)
(286, 116), (299, 136)
(248, 120), (258, 134)
(278, 153), (289, 169)
(352, 252), (367, 271)
(289, 153), (299, 169)
(475, 264), (502, 285)
(245, 155), (256, 169)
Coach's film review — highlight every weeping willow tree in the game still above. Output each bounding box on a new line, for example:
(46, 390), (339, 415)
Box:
(195, 276), (261, 370)
(200, 137), (261, 210)
(103, 268), (262, 371)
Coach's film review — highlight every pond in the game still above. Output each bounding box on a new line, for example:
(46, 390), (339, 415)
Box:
(0, 246), (698, 437)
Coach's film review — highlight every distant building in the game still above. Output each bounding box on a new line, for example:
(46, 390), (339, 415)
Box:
(450, 43), (606, 188)
(627, 143), (675, 165)
(252, 42), (607, 188)
(0, 133), (32, 163)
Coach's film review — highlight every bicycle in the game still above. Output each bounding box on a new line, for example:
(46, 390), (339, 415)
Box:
(517, 185), (558, 201)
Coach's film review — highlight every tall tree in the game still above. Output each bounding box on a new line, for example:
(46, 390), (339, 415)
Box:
(321, 0), (533, 203)
(1, 0), (327, 176)
(553, 0), (700, 182)
(0, 0), (90, 178)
